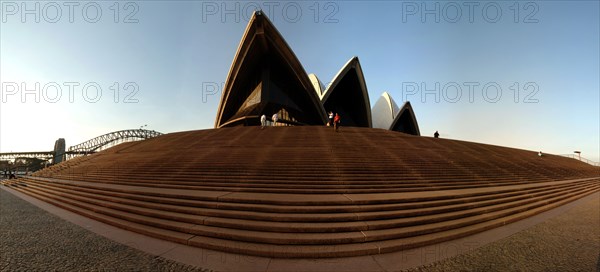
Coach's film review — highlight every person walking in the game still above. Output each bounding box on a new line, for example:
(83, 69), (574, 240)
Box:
(334, 113), (341, 132)
(328, 111), (334, 126)
(434, 131), (439, 138)
(272, 113), (279, 126)
(260, 114), (267, 129)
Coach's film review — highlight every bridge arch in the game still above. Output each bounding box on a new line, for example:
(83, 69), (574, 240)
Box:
(67, 129), (163, 154)
(0, 129), (164, 169)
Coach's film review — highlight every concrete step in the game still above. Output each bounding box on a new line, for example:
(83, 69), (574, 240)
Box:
(19, 177), (591, 215)
(24, 172), (586, 194)
(21, 178), (598, 227)
(22, 180), (596, 236)
(22, 176), (598, 206)
(16, 126), (599, 258)
(9, 182), (598, 258)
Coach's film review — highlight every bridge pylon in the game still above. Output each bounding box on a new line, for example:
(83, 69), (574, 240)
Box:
(52, 138), (66, 164)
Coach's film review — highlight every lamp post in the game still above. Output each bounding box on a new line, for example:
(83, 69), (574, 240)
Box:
(574, 151), (581, 161)
(140, 124), (147, 130)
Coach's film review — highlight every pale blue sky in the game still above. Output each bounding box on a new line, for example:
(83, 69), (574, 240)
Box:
(1, 1), (599, 162)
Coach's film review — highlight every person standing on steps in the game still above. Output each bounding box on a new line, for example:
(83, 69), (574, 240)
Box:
(260, 114), (267, 129)
(328, 111), (334, 127)
(272, 113), (279, 127)
(434, 131), (439, 138)
(334, 113), (341, 132)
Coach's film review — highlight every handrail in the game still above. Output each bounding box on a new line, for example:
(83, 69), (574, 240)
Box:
(559, 154), (600, 167)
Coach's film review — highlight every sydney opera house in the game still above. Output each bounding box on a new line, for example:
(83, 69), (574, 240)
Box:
(215, 11), (420, 135)
(2, 10), (598, 271)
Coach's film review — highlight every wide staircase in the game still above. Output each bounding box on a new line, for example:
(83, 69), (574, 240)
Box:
(3, 126), (599, 258)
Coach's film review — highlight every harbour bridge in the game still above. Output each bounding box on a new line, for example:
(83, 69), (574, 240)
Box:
(0, 129), (163, 167)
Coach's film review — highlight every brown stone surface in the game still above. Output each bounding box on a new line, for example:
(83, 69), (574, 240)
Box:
(2, 185), (598, 271)
(3, 126), (598, 258)
(399, 193), (600, 272)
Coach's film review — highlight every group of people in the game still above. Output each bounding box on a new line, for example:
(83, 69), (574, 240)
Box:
(260, 112), (439, 137)
(260, 113), (278, 128)
(259, 111), (341, 132)
(328, 111), (341, 132)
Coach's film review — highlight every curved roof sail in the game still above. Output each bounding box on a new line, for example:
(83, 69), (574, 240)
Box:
(213, 11), (421, 133)
(371, 92), (400, 129)
(308, 73), (325, 98)
(321, 57), (372, 127)
(214, 11), (326, 128)
(389, 101), (421, 136)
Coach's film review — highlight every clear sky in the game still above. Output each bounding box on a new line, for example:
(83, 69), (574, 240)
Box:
(1, 1), (599, 162)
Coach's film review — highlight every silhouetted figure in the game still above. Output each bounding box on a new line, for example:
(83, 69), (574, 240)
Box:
(334, 113), (341, 132)
(260, 114), (267, 129)
(328, 111), (334, 127)
(434, 131), (439, 138)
